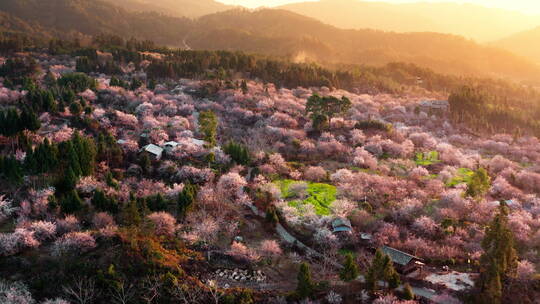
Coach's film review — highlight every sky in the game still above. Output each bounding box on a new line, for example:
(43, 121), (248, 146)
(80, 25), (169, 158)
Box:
(216, 0), (540, 14)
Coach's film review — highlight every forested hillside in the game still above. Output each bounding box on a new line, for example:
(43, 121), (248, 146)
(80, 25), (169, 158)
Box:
(0, 1), (539, 83)
(1, 35), (540, 303)
(100, 0), (233, 18)
(0, 0), (193, 46)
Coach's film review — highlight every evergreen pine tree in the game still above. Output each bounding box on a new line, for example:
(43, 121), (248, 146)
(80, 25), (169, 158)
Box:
(147, 193), (168, 212)
(63, 141), (82, 177)
(57, 166), (77, 193)
(296, 262), (314, 299)
(123, 198), (141, 226)
(241, 80), (248, 95)
(177, 183), (196, 218)
(60, 190), (83, 214)
(199, 110), (218, 148)
(366, 248), (401, 292)
(265, 205), (279, 224)
(69, 101), (82, 116)
(340, 253), (360, 282)
(20, 107), (41, 132)
(403, 283), (415, 300)
(466, 167), (491, 198)
(478, 203), (517, 304)
(139, 153), (151, 175)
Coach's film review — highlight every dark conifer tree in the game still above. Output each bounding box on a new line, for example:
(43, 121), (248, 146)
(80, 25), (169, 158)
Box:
(296, 262), (314, 299)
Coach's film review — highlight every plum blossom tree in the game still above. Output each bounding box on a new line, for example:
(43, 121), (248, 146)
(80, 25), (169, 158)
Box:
(349, 129), (366, 146)
(53, 231), (96, 256)
(409, 167), (429, 180)
(516, 260), (535, 282)
(0, 280), (35, 304)
(330, 199), (356, 217)
(146, 212), (177, 236)
(268, 153), (289, 174)
(269, 112), (298, 128)
(229, 241), (260, 261)
(41, 299), (70, 304)
(515, 171), (540, 193)
(409, 132), (437, 149)
(326, 291), (343, 304)
(29, 221), (56, 241)
(330, 169), (354, 184)
(303, 166), (326, 182)
(352, 147), (377, 170)
(374, 223), (400, 246)
(0, 195), (16, 223)
(259, 240), (283, 257)
(216, 172), (247, 201)
(92, 212), (115, 229)
(412, 216), (438, 237)
(56, 215), (81, 235)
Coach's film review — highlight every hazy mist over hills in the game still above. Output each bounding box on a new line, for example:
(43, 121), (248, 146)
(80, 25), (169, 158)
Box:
(1, 0), (539, 83)
(278, 0), (540, 42)
(493, 26), (540, 65)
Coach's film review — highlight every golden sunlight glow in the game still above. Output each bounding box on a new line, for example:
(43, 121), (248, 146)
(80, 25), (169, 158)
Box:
(217, 0), (540, 14)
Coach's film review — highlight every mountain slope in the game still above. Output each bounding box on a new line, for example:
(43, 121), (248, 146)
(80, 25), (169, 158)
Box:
(0, 1), (539, 83)
(100, 0), (233, 18)
(279, 0), (540, 42)
(189, 9), (540, 82)
(493, 27), (540, 65)
(0, 0), (193, 46)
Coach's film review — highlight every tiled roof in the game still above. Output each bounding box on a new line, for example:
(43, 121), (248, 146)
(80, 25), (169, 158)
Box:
(143, 144), (163, 156)
(381, 245), (420, 266)
(332, 217), (352, 229)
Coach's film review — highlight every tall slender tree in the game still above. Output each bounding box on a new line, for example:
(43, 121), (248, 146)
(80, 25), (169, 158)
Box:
(199, 110), (218, 148)
(296, 262), (315, 299)
(478, 203), (518, 304)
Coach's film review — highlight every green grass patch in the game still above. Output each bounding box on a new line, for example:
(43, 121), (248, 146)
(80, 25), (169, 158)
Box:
(446, 168), (474, 187)
(415, 151), (440, 166)
(275, 179), (337, 216)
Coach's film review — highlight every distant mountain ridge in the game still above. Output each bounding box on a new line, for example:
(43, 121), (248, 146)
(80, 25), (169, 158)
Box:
(493, 27), (540, 65)
(278, 0), (540, 42)
(100, 0), (233, 18)
(0, 0), (539, 83)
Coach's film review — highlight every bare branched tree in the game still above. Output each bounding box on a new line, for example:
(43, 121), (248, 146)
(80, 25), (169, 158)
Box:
(62, 277), (99, 304)
(206, 280), (220, 304)
(109, 282), (135, 304)
(141, 275), (163, 304)
(172, 283), (204, 304)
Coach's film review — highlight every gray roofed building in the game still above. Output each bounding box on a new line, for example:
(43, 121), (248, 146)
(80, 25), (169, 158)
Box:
(381, 245), (424, 274)
(419, 100), (449, 111)
(332, 217), (352, 233)
(141, 144), (164, 160)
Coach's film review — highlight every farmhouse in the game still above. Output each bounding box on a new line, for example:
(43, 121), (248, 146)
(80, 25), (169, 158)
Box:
(141, 144), (164, 160)
(331, 217), (352, 233)
(419, 100), (449, 112)
(163, 141), (180, 152)
(381, 245), (424, 274)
